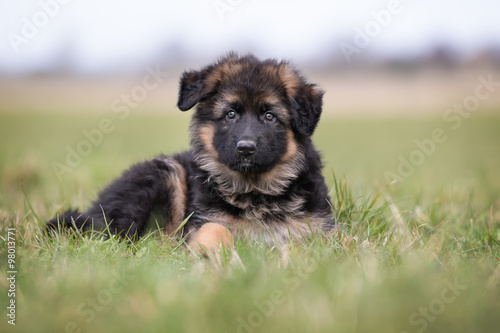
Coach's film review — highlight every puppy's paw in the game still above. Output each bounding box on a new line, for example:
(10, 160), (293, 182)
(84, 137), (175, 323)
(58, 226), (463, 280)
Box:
(189, 223), (233, 255)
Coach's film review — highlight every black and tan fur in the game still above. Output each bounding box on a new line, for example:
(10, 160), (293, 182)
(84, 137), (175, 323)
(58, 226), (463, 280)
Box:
(47, 53), (334, 249)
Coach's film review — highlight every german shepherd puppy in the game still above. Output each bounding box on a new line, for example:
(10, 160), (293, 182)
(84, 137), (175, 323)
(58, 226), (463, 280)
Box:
(47, 53), (334, 251)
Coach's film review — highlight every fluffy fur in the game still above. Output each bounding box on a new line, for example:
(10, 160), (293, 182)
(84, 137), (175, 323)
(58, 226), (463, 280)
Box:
(47, 53), (334, 246)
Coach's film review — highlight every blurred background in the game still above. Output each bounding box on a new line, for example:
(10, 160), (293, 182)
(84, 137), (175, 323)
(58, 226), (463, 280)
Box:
(1, 0), (500, 114)
(1, 0), (500, 213)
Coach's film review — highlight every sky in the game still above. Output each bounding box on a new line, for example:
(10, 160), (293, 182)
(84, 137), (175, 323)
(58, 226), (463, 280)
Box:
(0, 0), (499, 74)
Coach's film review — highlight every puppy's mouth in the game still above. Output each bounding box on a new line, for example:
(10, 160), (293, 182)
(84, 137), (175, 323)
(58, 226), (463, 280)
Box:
(228, 157), (260, 174)
(230, 157), (277, 175)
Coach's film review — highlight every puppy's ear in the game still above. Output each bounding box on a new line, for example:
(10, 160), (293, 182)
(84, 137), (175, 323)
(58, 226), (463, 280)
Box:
(177, 68), (215, 111)
(289, 83), (324, 137)
(177, 53), (240, 111)
(279, 63), (324, 137)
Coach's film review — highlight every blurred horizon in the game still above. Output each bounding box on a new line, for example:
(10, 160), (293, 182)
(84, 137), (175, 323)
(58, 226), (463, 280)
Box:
(1, 0), (500, 76)
(1, 0), (500, 116)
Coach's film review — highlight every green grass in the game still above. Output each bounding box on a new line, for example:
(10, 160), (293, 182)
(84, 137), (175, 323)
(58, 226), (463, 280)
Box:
(0, 111), (499, 333)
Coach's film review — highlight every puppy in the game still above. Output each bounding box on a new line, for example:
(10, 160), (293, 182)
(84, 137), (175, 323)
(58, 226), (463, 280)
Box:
(47, 53), (334, 251)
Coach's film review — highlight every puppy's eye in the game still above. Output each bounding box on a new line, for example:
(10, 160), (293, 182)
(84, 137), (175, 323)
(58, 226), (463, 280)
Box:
(264, 112), (275, 121)
(226, 109), (236, 119)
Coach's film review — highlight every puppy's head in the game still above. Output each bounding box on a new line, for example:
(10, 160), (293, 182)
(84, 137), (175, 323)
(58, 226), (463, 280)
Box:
(178, 53), (324, 175)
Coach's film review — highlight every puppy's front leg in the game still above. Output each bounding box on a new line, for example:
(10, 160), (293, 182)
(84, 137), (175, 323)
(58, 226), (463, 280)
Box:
(188, 223), (233, 254)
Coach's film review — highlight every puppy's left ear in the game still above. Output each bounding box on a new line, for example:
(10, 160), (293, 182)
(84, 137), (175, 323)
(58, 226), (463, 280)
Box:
(177, 68), (214, 111)
(290, 83), (324, 137)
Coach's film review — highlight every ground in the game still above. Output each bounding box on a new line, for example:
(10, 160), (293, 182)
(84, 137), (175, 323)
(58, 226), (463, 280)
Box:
(0, 110), (499, 333)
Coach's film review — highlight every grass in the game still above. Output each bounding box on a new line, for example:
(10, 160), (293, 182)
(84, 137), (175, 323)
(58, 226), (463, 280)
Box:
(0, 111), (499, 333)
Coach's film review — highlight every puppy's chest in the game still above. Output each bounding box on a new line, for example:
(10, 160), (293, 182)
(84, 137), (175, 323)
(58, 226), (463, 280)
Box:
(224, 192), (306, 222)
(206, 193), (326, 245)
(193, 192), (327, 245)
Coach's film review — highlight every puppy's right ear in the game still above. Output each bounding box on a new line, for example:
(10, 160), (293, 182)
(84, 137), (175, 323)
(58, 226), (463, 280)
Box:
(177, 66), (222, 111)
(177, 52), (240, 111)
(178, 53), (240, 111)
(177, 69), (207, 111)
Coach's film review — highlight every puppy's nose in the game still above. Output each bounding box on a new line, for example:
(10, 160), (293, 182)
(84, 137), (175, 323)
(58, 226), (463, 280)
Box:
(237, 140), (256, 157)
